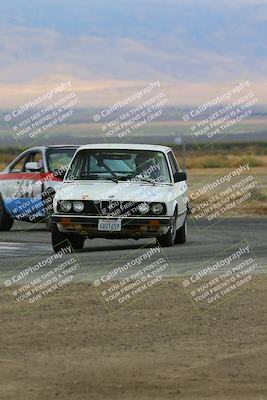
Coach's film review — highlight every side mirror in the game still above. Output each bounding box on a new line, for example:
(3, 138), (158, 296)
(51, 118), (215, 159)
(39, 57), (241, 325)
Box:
(173, 171), (187, 183)
(25, 161), (41, 172)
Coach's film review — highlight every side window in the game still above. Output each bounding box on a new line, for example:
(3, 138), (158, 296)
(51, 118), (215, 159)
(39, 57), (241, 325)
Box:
(167, 152), (178, 175)
(170, 152), (180, 172)
(9, 155), (28, 173)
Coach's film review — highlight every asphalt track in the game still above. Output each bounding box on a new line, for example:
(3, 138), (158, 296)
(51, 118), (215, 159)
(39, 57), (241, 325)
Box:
(0, 217), (266, 285)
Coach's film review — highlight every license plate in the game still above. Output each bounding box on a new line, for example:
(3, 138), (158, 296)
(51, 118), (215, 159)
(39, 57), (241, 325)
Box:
(98, 219), (122, 232)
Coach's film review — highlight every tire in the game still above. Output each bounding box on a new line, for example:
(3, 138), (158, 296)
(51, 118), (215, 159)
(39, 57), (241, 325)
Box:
(157, 213), (177, 247)
(43, 188), (55, 231)
(45, 217), (52, 231)
(71, 235), (85, 250)
(52, 223), (85, 253)
(0, 195), (14, 231)
(175, 219), (187, 244)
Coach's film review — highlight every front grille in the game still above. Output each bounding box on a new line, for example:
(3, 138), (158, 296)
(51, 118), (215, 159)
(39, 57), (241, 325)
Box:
(96, 201), (167, 216)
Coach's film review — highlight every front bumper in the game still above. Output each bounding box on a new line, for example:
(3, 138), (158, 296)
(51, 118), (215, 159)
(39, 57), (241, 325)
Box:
(52, 214), (171, 238)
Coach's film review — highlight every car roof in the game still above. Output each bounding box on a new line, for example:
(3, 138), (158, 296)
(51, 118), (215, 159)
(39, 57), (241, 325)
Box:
(44, 145), (79, 148)
(77, 143), (172, 153)
(43, 145), (79, 150)
(17, 145), (79, 153)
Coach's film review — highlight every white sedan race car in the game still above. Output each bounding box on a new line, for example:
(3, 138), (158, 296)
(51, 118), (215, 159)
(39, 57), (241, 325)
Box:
(51, 144), (189, 252)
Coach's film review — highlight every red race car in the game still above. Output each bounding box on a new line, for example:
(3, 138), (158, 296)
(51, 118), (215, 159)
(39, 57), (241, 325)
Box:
(0, 145), (78, 230)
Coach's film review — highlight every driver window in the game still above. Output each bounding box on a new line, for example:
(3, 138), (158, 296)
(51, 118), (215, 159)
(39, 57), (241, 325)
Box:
(170, 152), (180, 172)
(9, 155), (28, 173)
(167, 152), (177, 175)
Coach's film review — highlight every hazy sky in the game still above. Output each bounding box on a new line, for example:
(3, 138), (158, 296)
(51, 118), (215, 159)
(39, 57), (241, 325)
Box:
(0, 0), (266, 106)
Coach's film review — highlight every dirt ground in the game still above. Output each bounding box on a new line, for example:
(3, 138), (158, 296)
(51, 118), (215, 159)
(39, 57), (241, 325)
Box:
(1, 277), (267, 400)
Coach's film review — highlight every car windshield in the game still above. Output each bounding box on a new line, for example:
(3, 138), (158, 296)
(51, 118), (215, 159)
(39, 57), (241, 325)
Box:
(46, 148), (77, 173)
(65, 149), (172, 183)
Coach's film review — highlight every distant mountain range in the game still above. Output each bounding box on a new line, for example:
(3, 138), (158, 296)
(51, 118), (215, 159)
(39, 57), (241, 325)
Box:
(0, 0), (267, 107)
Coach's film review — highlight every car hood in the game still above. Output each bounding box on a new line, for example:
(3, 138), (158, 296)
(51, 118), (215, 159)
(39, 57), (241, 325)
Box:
(57, 181), (173, 203)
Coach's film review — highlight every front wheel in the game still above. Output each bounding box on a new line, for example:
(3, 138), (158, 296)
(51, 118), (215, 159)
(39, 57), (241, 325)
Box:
(157, 214), (177, 247)
(175, 219), (187, 244)
(43, 189), (55, 231)
(45, 216), (52, 231)
(0, 196), (14, 231)
(52, 223), (85, 252)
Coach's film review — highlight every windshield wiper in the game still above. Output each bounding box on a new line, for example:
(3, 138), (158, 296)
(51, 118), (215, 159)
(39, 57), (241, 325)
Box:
(134, 177), (156, 185)
(71, 175), (120, 183)
(71, 174), (100, 180)
(97, 159), (119, 183)
(117, 175), (157, 185)
(116, 174), (134, 181)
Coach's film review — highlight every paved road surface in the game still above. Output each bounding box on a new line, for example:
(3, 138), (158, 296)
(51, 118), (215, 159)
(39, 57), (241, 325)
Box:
(0, 217), (266, 284)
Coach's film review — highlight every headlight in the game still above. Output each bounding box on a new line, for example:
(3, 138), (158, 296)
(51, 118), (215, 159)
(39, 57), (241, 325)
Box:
(138, 202), (149, 214)
(151, 203), (163, 214)
(60, 200), (72, 212)
(73, 201), (85, 212)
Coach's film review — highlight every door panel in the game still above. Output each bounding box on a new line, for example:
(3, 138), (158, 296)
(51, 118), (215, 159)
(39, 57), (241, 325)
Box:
(167, 151), (188, 216)
(4, 152), (46, 222)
